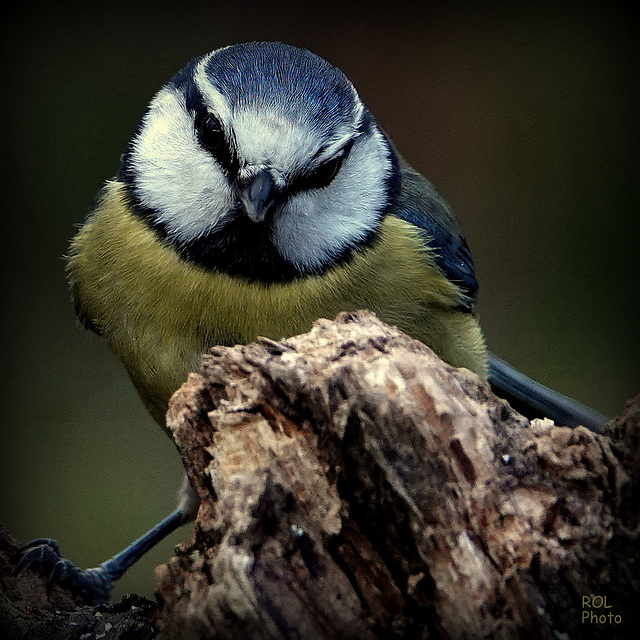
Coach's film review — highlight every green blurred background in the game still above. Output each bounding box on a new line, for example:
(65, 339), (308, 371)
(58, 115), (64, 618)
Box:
(2, 2), (638, 600)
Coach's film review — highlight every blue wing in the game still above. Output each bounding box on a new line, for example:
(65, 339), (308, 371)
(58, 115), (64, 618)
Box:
(389, 153), (479, 310)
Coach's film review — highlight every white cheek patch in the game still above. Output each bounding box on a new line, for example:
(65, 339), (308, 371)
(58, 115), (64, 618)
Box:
(130, 86), (235, 243)
(272, 128), (391, 271)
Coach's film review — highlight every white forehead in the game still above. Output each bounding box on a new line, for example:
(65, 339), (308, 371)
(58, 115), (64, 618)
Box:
(194, 53), (360, 171)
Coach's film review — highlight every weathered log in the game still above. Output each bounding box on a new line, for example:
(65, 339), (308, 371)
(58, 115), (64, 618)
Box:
(152, 310), (639, 640)
(2, 311), (637, 639)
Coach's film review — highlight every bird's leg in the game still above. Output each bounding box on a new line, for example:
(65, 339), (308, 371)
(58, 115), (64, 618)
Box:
(15, 474), (199, 605)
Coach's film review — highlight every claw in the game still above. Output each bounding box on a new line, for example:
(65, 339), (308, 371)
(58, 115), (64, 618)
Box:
(14, 539), (62, 576)
(14, 506), (189, 606)
(14, 539), (114, 605)
(47, 558), (78, 597)
(19, 538), (61, 555)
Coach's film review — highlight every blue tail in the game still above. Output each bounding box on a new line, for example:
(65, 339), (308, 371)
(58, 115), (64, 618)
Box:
(488, 353), (608, 433)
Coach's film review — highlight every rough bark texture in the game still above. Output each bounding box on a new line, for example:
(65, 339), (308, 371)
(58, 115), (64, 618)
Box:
(155, 311), (638, 640)
(2, 311), (638, 639)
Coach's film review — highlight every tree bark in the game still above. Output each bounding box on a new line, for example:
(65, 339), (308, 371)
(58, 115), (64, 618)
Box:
(155, 311), (639, 640)
(2, 311), (638, 639)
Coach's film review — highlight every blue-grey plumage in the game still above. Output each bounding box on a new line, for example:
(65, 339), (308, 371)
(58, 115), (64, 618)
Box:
(20, 41), (606, 605)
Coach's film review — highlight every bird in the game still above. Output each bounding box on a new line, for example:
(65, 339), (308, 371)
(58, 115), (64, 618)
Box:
(16, 41), (607, 604)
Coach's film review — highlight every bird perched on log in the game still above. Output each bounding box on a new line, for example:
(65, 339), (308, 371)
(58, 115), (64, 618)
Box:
(17, 41), (607, 604)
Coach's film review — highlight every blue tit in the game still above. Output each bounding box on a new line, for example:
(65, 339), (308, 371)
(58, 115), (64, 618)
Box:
(18, 41), (607, 604)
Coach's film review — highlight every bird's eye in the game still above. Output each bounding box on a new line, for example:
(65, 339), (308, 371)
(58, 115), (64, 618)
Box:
(198, 115), (226, 155)
(196, 113), (238, 176)
(301, 154), (345, 191)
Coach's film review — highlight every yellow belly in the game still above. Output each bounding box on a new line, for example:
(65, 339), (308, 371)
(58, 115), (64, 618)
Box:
(68, 181), (487, 427)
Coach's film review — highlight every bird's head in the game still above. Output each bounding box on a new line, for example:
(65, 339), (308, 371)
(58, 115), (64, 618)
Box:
(118, 42), (398, 281)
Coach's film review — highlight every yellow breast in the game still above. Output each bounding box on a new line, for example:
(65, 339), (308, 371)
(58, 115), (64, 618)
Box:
(68, 181), (486, 427)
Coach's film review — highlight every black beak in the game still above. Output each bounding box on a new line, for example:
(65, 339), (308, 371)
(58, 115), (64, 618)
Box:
(239, 169), (276, 223)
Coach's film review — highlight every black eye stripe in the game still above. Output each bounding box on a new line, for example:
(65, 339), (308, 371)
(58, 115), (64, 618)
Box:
(290, 139), (354, 194)
(306, 155), (344, 187)
(199, 116), (224, 148)
(194, 111), (239, 176)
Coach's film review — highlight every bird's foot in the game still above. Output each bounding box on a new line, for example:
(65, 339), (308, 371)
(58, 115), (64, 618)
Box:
(15, 538), (114, 605)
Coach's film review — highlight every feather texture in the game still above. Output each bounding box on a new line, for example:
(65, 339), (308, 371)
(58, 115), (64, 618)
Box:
(68, 181), (487, 427)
